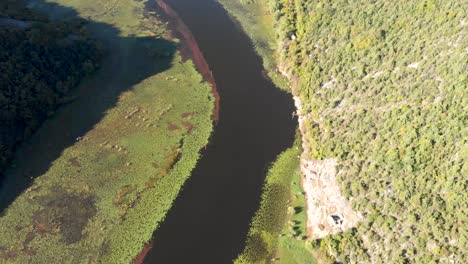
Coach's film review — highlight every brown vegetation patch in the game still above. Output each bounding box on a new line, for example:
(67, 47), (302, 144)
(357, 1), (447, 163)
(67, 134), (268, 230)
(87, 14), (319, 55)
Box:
(0, 230), (35, 261)
(23, 232), (35, 248)
(22, 232), (36, 256)
(167, 122), (180, 131)
(68, 157), (81, 167)
(159, 147), (181, 174)
(36, 188), (97, 244)
(181, 112), (194, 118)
(113, 185), (137, 218)
(0, 246), (18, 261)
(113, 185), (136, 206)
(133, 243), (152, 264)
(145, 146), (181, 188)
(144, 175), (159, 189)
(32, 210), (58, 236)
(181, 121), (194, 134)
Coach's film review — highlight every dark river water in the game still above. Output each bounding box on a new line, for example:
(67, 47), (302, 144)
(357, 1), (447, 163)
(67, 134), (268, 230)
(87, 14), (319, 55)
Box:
(144, 0), (297, 263)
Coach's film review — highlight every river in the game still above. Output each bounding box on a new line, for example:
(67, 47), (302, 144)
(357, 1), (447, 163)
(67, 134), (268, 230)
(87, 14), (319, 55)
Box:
(143, 0), (297, 263)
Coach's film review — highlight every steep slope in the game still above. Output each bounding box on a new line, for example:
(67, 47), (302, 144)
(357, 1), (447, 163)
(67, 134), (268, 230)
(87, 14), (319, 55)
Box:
(274, 0), (467, 262)
(222, 0), (467, 263)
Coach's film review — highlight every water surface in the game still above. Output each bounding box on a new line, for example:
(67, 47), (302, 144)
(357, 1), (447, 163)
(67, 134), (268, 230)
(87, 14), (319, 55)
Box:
(144, 0), (297, 263)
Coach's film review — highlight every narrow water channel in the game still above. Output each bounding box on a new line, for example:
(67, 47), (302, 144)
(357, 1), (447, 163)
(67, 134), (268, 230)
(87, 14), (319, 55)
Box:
(144, 0), (297, 263)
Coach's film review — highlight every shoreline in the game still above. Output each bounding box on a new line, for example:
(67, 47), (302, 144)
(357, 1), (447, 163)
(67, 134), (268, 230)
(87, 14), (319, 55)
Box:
(280, 62), (362, 239)
(133, 243), (152, 264)
(156, 0), (220, 122)
(133, 1), (220, 262)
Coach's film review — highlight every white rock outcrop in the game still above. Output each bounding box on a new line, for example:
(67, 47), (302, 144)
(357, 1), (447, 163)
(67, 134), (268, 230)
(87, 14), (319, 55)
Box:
(293, 96), (363, 239)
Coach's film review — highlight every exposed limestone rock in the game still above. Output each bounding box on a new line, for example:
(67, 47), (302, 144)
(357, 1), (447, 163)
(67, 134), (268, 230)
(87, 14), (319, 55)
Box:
(293, 95), (363, 239)
(301, 158), (363, 239)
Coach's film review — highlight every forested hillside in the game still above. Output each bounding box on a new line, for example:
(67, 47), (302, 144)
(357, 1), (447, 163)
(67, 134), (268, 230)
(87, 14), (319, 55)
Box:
(0, 0), (101, 173)
(268, 0), (467, 262)
(225, 0), (467, 263)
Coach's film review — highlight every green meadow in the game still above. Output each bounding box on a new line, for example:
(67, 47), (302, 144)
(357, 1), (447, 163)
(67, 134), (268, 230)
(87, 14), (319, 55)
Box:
(0, 0), (214, 263)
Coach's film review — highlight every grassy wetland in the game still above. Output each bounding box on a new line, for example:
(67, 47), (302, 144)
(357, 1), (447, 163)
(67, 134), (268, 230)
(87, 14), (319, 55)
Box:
(0, 0), (214, 263)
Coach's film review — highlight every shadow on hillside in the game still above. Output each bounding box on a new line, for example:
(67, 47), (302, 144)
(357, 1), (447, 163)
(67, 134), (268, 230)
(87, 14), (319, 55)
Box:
(0, 0), (177, 213)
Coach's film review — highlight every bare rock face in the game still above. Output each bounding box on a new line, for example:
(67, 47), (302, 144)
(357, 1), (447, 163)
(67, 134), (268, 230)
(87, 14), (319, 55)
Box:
(293, 95), (363, 239)
(301, 158), (362, 239)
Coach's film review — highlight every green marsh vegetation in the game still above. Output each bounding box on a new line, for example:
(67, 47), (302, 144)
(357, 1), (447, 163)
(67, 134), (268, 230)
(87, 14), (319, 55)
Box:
(275, 166), (317, 264)
(0, 0), (214, 263)
(235, 134), (317, 264)
(220, 1), (317, 263)
(227, 0), (467, 263)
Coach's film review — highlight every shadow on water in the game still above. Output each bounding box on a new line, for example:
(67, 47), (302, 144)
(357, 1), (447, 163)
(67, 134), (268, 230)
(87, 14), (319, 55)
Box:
(0, 0), (177, 213)
(144, 0), (297, 263)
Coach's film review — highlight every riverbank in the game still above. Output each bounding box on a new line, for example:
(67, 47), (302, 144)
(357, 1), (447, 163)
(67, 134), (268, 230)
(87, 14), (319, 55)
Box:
(215, 1), (320, 263)
(293, 98), (363, 240)
(139, 0), (297, 262)
(231, 0), (467, 263)
(234, 136), (319, 264)
(155, 0), (220, 121)
(217, 0), (289, 90)
(0, 0), (214, 263)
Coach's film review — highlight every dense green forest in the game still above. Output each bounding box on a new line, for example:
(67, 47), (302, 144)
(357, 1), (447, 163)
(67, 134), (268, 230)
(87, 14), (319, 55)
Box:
(0, 0), (101, 173)
(225, 0), (467, 263)
(268, 0), (467, 262)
